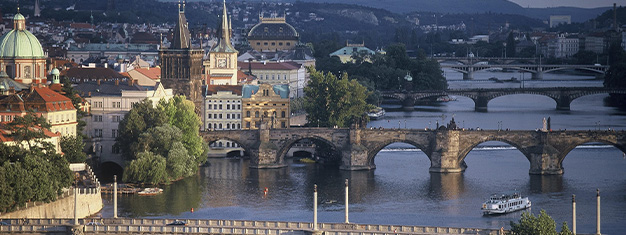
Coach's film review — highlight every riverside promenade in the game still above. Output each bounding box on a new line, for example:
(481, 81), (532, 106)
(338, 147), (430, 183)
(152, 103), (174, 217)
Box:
(0, 218), (503, 235)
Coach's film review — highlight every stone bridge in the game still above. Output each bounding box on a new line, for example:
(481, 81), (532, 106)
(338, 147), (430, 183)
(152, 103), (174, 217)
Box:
(381, 87), (626, 111)
(201, 126), (626, 175)
(440, 64), (609, 80)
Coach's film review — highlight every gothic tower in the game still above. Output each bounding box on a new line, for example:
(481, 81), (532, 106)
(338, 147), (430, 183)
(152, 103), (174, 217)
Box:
(207, 0), (238, 85)
(160, 1), (204, 112)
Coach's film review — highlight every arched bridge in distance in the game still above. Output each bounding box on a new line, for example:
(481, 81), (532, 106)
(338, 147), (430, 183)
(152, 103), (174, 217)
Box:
(380, 87), (626, 111)
(200, 126), (626, 175)
(439, 63), (609, 80)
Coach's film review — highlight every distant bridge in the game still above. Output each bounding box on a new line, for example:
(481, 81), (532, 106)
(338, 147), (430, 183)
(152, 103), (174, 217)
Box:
(433, 56), (537, 65)
(440, 64), (609, 80)
(381, 87), (626, 111)
(200, 126), (626, 175)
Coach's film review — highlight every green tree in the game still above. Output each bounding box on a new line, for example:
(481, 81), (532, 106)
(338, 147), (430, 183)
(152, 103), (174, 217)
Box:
(603, 43), (626, 106)
(60, 135), (87, 163)
(303, 68), (374, 127)
(116, 99), (167, 161)
(7, 112), (52, 150)
(123, 151), (168, 185)
(506, 32), (516, 58)
(510, 210), (572, 235)
(158, 96), (208, 165)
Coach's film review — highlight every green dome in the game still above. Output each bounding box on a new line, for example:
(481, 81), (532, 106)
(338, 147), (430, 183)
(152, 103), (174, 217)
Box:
(13, 13), (25, 21)
(51, 68), (60, 75)
(0, 16), (45, 59)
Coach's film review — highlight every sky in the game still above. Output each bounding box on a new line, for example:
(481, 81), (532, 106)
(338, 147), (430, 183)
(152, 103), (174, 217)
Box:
(509, 0), (625, 8)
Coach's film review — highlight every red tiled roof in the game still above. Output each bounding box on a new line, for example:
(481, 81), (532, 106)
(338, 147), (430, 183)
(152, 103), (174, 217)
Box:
(133, 67), (161, 80)
(0, 123), (61, 143)
(22, 87), (75, 112)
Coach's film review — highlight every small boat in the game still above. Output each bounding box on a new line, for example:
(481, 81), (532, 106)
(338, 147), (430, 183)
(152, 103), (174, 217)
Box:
(482, 191), (531, 215)
(137, 187), (163, 196)
(436, 95), (457, 102)
(367, 107), (385, 120)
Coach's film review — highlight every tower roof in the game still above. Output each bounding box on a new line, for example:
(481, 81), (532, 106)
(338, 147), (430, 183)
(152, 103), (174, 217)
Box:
(171, 1), (190, 49)
(210, 0), (237, 53)
(0, 12), (45, 59)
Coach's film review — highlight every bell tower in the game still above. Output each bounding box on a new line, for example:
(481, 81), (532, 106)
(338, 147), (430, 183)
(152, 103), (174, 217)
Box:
(159, 1), (204, 112)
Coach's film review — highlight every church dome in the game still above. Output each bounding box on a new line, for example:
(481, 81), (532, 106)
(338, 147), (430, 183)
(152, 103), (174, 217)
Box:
(51, 68), (60, 76)
(0, 13), (45, 59)
(248, 17), (299, 40)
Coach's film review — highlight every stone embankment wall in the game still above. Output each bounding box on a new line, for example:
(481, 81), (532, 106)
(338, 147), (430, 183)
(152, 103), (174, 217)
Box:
(0, 163), (103, 219)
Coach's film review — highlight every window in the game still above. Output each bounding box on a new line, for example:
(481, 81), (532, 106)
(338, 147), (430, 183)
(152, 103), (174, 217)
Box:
(287, 42), (291, 46)
(238, 105), (241, 109)
(93, 115), (103, 122)
(279, 42), (283, 46)
(227, 104), (230, 110)
(24, 66), (31, 78)
(271, 42), (276, 46)
(237, 124), (240, 129)
(246, 111), (250, 117)
(281, 122), (286, 128)
(94, 129), (103, 137)
(264, 42), (268, 45)
(256, 42), (261, 45)
(208, 104), (212, 109)
(255, 111), (259, 117)
(281, 111), (286, 118)
(219, 114), (222, 119)
(112, 102), (121, 108)
(208, 123), (212, 129)
(246, 122), (250, 128)
(227, 114), (230, 119)
(112, 129), (118, 138)
(208, 114), (212, 119)
(112, 145), (120, 154)
(218, 123), (223, 129)
(112, 115), (121, 122)
(219, 104), (222, 109)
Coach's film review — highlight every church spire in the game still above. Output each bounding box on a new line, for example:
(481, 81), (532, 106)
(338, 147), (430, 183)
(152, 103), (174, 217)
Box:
(211, 0), (237, 53)
(171, 0), (190, 49)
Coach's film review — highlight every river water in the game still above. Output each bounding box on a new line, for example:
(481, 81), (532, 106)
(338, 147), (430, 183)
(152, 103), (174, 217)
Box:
(98, 70), (626, 234)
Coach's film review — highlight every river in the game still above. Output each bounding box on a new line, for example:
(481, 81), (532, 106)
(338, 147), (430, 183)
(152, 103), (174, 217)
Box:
(98, 70), (626, 234)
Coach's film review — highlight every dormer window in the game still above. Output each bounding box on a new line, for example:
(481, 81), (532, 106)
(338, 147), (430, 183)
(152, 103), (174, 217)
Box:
(279, 27), (283, 33)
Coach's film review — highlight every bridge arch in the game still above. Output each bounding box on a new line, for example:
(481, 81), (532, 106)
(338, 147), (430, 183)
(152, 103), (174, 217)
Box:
(277, 135), (343, 165)
(99, 161), (124, 182)
(457, 138), (532, 166)
(366, 140), (431, 168)
(543, 66), (606, 75)
(203, 135), (254, 158)
(556, 138), (626, 167)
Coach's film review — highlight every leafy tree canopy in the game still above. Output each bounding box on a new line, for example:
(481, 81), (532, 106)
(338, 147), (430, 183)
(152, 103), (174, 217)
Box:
(510, 210), (572, 235)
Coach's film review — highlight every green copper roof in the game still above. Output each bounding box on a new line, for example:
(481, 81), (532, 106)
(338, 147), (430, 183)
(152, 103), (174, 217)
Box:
(13, 13), (25, 21)
(0, 28), (45, 58)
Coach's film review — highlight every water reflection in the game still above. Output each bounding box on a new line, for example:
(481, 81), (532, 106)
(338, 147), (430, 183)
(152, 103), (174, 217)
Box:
(529, 175), (564, 193)
(428, 173), (465, 200)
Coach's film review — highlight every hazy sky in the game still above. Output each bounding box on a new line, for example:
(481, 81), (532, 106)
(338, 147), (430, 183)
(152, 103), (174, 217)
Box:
(509, 0), (625, 8)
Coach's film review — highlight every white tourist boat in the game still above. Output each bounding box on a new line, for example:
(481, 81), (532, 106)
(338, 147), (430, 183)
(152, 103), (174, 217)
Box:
(367, 107), (385, 120)
(481, 192), (531, 215)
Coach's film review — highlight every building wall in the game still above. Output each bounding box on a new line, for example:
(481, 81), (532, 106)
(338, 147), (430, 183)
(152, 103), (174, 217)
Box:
(159, 49), (204, 110)
(83, 88), (173, 165)
(0, 58), (47, 84)
(208, 52), (238, 85)
(46, 109), (78, 137)
(242, 84), (290, 130)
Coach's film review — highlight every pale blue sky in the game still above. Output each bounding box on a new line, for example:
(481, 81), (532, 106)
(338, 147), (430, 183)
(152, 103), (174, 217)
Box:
(509, 0), (625, 8)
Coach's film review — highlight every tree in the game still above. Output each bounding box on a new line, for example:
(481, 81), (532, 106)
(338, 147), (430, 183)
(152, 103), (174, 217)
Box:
(115, 99), (167, 161)
(61, 135), (87, 163)
(506, 32), (516, 58)
(7, 112), (52, 150)
(158, 96), (208, 165)
(510, 210), (572, 235)
(303, 68), (374, 127)
(123, 151), (168, 185)
(603, 43), (626, 107)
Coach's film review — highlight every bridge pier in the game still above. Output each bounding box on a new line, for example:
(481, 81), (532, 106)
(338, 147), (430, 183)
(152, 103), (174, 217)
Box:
(429, 130), (466, 173)
(528, 143), (564, 175)
(402, 98), (414, 111)
(474, 96), (489, 112)
(531, 70), (544, 80)
(556, 94), (571, 110)
(462, 70), (474, 80)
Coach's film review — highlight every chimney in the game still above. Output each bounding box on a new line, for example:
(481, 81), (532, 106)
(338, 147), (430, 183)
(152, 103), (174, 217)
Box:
(97, 79), (101, 85)
(115, 79), (119, 86)
(88, 91), (91, 97)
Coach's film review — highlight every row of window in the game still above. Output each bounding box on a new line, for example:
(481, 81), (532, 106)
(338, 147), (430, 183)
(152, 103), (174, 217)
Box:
(207, 113), (241, 119)
(207, 123), (241, 130)
(259, 74), (289, 80)
(246, 103), (287, 106)
(91, 101), (122, 108)
(92, 129), (117, 138)
(245, 110), (286, 118)
(207, 100), (240, 103)
(255, 42), (292, 46)
(52, 113), (75, 123)
(207, 104), (241, 110)
(93, 115), (122, 122)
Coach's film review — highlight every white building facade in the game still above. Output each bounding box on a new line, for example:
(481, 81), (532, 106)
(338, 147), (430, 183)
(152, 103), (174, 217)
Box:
(203, 85), (243, 157)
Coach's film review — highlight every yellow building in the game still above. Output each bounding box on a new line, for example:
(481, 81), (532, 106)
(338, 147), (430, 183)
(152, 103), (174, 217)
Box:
(241, 83), (289, 129)
(207, 0), (239, 85)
